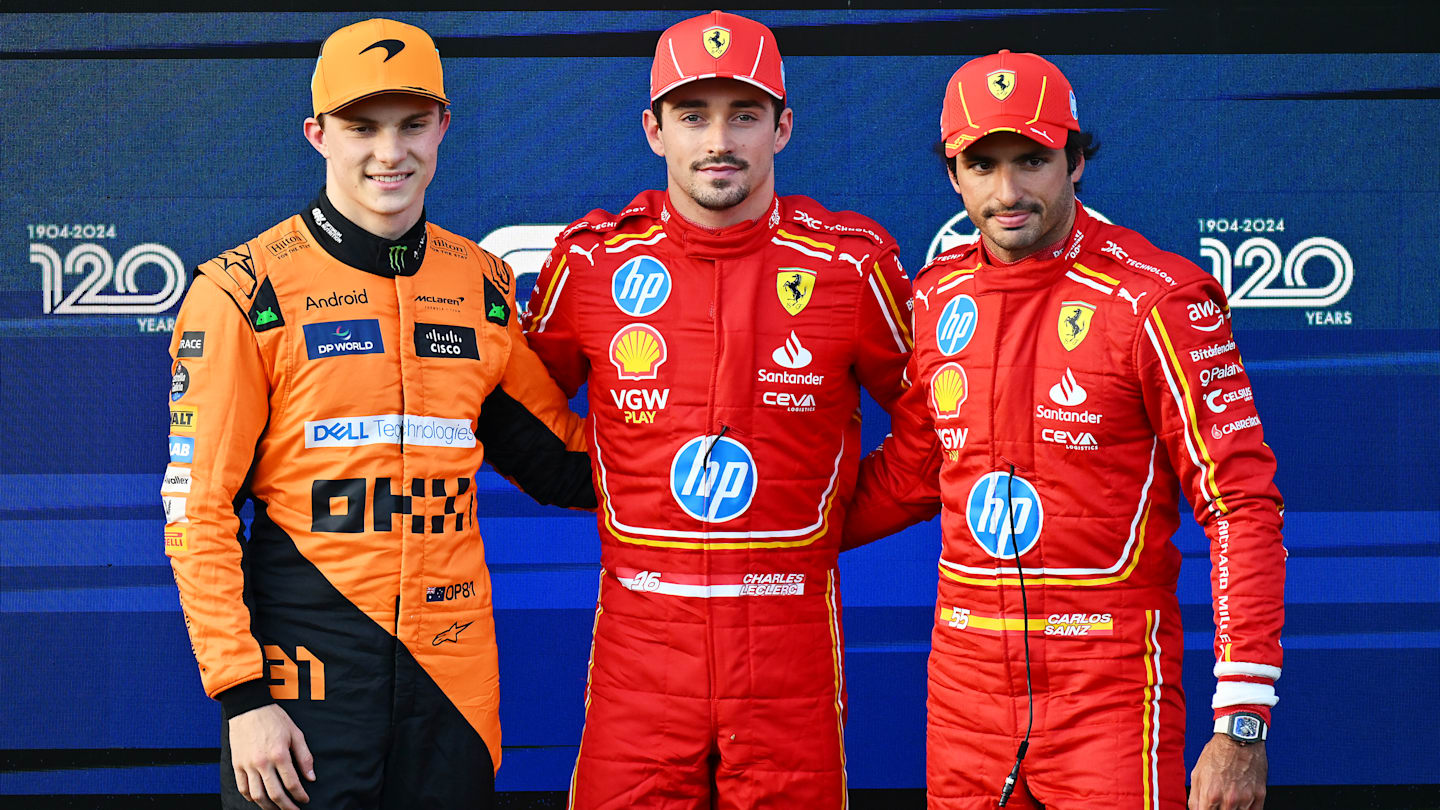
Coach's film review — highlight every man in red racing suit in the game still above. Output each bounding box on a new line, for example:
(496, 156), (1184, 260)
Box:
(845, 51), (1285, 810)
(522, 11), (914, 809)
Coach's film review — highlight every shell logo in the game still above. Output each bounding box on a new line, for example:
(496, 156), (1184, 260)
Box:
(930, 362), (968, 419)
(609, 323), (668, 380)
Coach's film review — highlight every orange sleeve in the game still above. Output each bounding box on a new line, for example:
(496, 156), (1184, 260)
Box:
(163, 274), (271, 701)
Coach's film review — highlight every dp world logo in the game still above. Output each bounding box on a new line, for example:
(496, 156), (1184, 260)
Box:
(670, 435), (757, 523)
(612, 256), (672, 317)
(927, 206), (1112, 263)
(936, 294), (978, 355)
(966, 471), (1043, 558)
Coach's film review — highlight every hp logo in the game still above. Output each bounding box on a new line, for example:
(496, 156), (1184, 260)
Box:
(966, 471), (1043, 558)
(612, 256), (672, 317)
(670, 435), (757, 523)
(936, 295), (978, 356)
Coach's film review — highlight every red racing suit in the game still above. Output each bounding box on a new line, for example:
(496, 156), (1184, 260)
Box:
(524, 190), (914, 809)
(164, 192), (592, 808)
(847, 203), (1285, 809)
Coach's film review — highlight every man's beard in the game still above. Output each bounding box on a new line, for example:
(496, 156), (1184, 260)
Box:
(688, 157), (751, 211)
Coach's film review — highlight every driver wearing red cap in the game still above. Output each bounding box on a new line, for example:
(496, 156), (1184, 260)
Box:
(845, 50), (1285, 810)
(524, 10), (917, 809)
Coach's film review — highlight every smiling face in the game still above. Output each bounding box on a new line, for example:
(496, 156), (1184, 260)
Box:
(643, 78), (792, 229)
(949, 131), (1084, 263)
(303, 93), (449, 239)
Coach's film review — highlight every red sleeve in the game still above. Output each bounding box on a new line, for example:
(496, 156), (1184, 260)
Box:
(521, 240), (590, 397)
(1137, 276), (1286, 724)
(853, 244), (914, 412)
(164, 274), (271, 703)
(842, 341), (943, 551)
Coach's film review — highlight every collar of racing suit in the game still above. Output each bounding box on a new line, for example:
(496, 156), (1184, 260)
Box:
(659, 193), (781, 259)
(973, 199), (1092, 291)
(301, 187), (428, 277)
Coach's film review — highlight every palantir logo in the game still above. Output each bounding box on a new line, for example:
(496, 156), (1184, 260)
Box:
(966, 471), (1043, 558)
(670, 435), (757, 523)
(612, 256), (672, 317)
(936, 295), (978, 355)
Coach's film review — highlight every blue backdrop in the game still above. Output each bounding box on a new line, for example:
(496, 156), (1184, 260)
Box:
(1, 9), (1436, 798)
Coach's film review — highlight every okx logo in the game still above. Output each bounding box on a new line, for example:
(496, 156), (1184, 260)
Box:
(966, 471), (1043, 558)
(303, 319), (385, 360)
(670, 435), (757, 523)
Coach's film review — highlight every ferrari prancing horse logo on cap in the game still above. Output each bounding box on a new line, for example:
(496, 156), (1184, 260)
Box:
(703, 26), (731, 58)
(987, 70), (1016, 101)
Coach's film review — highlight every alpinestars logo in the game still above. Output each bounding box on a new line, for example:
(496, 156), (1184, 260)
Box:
(1049, 368), (1087, 406)
(771, 331), (812, 369)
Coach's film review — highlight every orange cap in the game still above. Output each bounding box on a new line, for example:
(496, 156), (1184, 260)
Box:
(941, 50), (1079, 156)
(311, 18), (449, 117)
(650, 11), (786, 103)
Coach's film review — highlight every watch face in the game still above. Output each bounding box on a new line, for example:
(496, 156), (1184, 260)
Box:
(1233, 715), (1262, 740)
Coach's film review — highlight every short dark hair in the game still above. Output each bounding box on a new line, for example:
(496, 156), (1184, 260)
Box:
(937, 129), (1100, 194)
(651, 95), (785, 130)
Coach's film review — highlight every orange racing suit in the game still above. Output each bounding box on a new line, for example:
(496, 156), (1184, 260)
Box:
(163, 191), (592, 808)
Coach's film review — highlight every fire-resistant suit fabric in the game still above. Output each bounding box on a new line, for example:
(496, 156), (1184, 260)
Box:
(845, 203), (1285, 809)
(163, 192), (592, 809)
(523, 189), (914, 809)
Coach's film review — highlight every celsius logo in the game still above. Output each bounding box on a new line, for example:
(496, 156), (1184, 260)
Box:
(610, 324), (668, 380)
(611, 256), (672, 317)
(936, 295), (978, 356)
(31, 239), (186, 317)
(966, 471), (1043, 558)
(771, 331), (813, 370)
(926, 206), (1112, 262)
(1049, 368), (1087, 406)
(670, 435), (757, 523)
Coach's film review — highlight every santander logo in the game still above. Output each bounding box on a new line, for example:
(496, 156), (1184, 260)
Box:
(771, 331), (813, 370)
(1049, 368), (1088, 407)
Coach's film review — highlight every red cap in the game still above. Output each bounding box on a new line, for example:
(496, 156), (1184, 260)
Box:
(650, 11), (785, 103)
(941, 50), (1079, 156)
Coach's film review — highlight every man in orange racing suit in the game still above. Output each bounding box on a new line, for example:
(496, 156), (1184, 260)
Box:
(845, 51), (1285, 810)
(522, 11), (916, 809)
(162, 19), (592, 810)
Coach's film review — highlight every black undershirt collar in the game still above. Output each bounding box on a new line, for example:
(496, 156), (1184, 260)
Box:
(302, 187), (427, 277)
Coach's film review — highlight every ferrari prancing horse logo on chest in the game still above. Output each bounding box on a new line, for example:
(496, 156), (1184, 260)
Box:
(1058, 300), (1095, 351)
(702, 26), (731, 58)
(777, 269), (816, 316)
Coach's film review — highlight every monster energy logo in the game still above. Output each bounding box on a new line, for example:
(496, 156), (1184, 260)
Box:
(388, 245), (407, 272)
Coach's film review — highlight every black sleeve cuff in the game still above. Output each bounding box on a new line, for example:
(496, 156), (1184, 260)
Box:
(476, 385), (597, 510)
(217, 679), (275, 720)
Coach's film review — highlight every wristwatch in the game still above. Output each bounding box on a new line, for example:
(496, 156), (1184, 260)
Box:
(1214, 712), (1268, 745)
